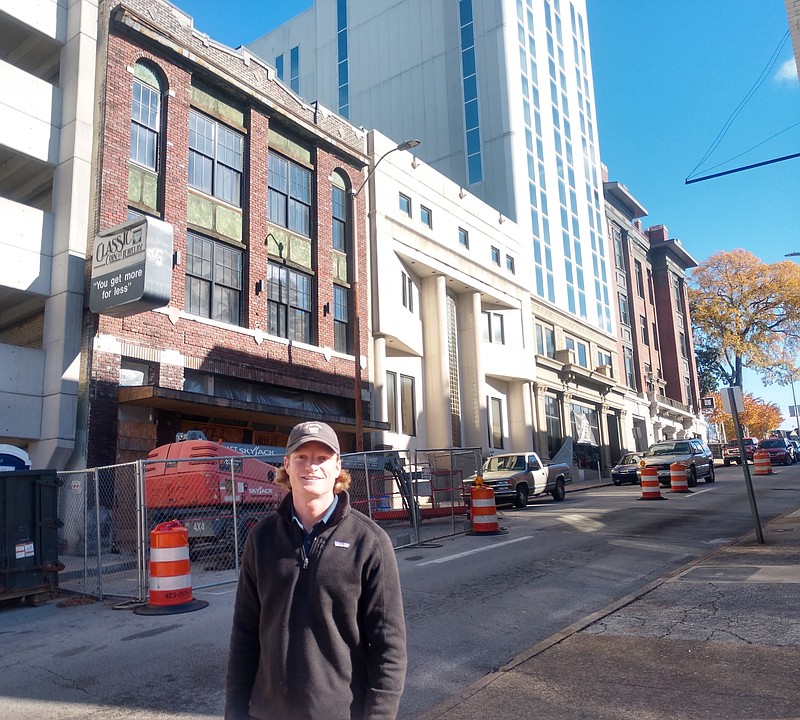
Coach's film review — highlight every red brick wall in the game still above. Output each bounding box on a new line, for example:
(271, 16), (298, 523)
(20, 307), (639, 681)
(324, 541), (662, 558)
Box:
(87, 9), (368, 465)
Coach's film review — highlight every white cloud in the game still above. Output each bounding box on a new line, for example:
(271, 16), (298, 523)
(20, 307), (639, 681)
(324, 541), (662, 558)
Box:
(775, 58), (799, 84)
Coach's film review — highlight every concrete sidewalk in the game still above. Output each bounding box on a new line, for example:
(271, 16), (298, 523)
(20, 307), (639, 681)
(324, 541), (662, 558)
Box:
(417, 507), (800, 720)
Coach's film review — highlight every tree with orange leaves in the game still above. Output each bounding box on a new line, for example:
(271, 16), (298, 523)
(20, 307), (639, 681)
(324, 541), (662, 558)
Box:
(689, 250), (800, 389)
(705, 390), (784, 439)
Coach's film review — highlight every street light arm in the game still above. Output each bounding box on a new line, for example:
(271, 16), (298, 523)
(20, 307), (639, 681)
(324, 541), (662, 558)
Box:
(352, 139), (420, 197)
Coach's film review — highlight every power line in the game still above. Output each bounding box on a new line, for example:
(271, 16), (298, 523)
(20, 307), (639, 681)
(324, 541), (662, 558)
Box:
(685, 151), (800, 184)
(686, 30), (791, 182)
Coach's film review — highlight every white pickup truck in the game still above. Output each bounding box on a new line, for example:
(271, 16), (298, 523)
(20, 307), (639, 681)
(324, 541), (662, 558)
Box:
(466, 451), (572, 507)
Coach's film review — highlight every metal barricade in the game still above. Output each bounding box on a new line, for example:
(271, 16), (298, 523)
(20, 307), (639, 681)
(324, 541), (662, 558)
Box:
(55, 446), (483, 599)
(342, 448), (482, 548)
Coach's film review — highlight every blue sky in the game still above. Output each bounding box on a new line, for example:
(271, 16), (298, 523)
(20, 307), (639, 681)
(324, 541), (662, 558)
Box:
(174, 0), (800, 425)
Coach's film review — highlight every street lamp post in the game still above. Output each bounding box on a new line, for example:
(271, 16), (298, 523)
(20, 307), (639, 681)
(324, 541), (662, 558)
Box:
(349, 138), (420, 451)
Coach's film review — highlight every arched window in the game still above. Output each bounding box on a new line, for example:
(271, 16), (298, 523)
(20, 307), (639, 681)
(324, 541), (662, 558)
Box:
(330, 171), (350, 353)
(130, 62), (163, 171)
(331, 175), (347, 252)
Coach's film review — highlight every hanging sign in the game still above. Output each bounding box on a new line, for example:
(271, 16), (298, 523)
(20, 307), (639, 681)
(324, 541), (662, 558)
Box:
(89, 216), (173, 317)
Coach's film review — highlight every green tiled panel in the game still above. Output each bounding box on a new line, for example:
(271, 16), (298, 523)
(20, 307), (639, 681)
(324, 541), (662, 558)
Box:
(216, 204), (243, 243)
(290, 236), (312, 269)
(187, 192), (214, 231)
(128, 165), (159, 212)
(191, 85), (244, 127)
(333, 252), (348, 283)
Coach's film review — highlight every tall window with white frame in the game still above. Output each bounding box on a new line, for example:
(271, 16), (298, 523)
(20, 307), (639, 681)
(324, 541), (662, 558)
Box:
(386, 371), (397, 432)
(333, 285), (349, 353)
(268, 153), (311, 236)
(267, 262), (312, 343)
(289, 46), (300, 94)
(618, 292), (630, 327)
(420, 205), (432, 229)
(489, 396), (503, 449)
(399, 192), (411, 217)
(188, 109), (243, 206)
(683, 363), (692, 404)
(544, 395), (562, 459)
(624, 347), (636, 390)
(185, 232), (242, 325)
(597, 350), (613, 376)
(400, 374), (416, 436)
(482, 311), (505, 344)
(401, 271), (413, 313)
(331, 180), (349, 353)
(634, 259), (645, 297)
(672, 275), (684, 313)
(565, 336), (588, 368)
(385, 371), (416, 436)
(535, 322), (555, 358)
(613, 226), (625, 270)
(130, 64), (161, 172)
(387, 371), (417, 436)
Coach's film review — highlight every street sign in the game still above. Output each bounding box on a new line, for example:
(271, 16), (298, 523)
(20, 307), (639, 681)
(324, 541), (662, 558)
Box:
(720, 386), (744, 414)
(700, 396), (715, 411)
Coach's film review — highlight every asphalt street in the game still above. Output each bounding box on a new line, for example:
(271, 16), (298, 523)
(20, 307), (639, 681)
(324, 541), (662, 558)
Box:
(2, 464), (799, 720)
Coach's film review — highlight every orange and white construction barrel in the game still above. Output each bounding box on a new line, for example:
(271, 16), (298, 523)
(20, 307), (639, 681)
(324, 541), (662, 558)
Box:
(753, 450), (773, 476)
(135, 520), (208, 615)
(669, 461), (691, 493)
(638, 464), (665, 500)
(470, 478), (500, 534)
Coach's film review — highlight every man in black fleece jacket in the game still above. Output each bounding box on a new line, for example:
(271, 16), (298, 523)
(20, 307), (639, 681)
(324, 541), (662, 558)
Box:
(225, 421), (407, 720)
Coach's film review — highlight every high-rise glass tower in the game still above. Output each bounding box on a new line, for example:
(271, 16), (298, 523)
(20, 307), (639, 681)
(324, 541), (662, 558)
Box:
(249, 0), (614, 334)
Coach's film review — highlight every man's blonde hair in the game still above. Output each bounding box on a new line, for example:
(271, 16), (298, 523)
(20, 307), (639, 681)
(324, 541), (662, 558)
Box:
(275, 464), (352, 494)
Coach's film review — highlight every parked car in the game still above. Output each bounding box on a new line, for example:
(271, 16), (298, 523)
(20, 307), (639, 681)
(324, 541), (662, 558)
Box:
(722, 437), (759, 466)
(757, 437), (794, 466)
(788, 438), (800, 464)
(611, 452), (642, 486)
(464, 451), (572, 507)
(638, 438), (715, 488)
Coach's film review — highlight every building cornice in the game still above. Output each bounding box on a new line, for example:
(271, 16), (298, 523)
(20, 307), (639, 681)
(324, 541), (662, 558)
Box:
(112, 1), (368, 167)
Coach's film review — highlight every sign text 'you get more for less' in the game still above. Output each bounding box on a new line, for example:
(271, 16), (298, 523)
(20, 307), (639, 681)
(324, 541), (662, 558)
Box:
(89, 216), (174, 318)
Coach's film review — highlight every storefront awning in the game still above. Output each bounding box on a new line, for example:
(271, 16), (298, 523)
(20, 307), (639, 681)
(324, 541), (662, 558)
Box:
(118, 385), (389, 435)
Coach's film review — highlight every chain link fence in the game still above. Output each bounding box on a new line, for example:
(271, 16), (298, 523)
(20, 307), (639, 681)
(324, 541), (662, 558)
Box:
(55, 446), (483, 600)
(57, 463), (144, 601)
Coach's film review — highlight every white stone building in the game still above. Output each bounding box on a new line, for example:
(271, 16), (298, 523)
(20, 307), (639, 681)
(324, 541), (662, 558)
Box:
(365, 130), (536, 453)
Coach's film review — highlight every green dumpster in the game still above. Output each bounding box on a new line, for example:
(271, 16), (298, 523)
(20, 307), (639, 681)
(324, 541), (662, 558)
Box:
(0, 469), (64, 603)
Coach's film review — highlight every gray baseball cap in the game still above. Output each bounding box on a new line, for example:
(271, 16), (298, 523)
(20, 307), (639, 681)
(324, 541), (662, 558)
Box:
(285, 421), (340, 455)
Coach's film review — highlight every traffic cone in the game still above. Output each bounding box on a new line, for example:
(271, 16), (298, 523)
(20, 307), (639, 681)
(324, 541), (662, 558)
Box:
(469, 476), (501, 534)
(753, 450), (773, 476)
(135, 520), (208, 615)
(638, 465), (665, 500)
(669, 461), (692, 493)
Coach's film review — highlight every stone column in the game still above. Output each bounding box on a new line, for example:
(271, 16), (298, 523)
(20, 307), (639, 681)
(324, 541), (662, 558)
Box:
(507, 380), (533, 450)
(457, 291), (485, 450)
(420, 275), (450, 448)
(372, 336), (388, 448)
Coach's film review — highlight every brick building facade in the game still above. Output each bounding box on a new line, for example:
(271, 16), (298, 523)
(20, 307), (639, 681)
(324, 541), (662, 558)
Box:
(85, 0), (373, 466)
